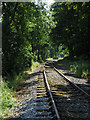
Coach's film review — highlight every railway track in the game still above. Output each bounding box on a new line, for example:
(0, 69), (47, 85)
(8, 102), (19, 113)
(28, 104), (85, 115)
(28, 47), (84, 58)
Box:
(45, 61), (90, 120)
(36, 64), (61, 120)
(6, 61), (89, 120)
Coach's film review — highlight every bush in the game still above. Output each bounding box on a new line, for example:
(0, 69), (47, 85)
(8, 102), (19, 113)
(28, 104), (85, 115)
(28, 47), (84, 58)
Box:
(69, 60), (90, 78)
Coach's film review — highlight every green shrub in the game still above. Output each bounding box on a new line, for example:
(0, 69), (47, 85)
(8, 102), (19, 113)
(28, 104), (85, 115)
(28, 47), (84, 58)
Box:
(69, 60), (90, 78)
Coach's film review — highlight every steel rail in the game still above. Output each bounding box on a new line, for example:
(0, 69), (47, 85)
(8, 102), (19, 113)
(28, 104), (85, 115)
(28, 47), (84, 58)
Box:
(43, 65), (61, 120)
(53, 65), (90, 98)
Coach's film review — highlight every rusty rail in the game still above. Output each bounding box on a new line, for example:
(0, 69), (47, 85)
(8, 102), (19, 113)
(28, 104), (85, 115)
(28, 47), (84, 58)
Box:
(43, 65), (61, 120)
(53, 65), (90, 98)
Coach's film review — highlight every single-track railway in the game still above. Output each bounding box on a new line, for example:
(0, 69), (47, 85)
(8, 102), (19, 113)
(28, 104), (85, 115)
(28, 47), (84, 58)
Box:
(44, 61), (90, 120)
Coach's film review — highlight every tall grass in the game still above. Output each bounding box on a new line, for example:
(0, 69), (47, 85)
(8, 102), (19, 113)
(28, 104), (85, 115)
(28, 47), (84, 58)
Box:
(7, 71), (28, 90)
(1, 61), (40, 118)
(0, 78), (17, 118)
(7, 62), (40, 89)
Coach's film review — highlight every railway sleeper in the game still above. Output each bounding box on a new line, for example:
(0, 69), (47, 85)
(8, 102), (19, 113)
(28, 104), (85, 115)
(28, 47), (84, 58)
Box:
(37, 95), (48, 98)
(37, 87), (46, 90)
(36, 106), (51, 111)
(36, 97), (49, 102)
(37, 91), (46, 93)
(37, 92), (47, 95)
(36, 111), (52, 117)
(35, 116), (54, 120)
(37, 101), (50, 105)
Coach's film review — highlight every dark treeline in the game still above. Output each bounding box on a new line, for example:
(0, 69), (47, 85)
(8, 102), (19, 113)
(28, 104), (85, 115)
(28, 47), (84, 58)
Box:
(2, 2), (89, 77)
(50, 2), (89, 58)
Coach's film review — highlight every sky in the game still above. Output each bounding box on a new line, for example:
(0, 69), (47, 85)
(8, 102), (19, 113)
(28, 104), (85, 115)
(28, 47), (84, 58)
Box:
(35, 0), (55, 6)
(46, 0), (55, 6)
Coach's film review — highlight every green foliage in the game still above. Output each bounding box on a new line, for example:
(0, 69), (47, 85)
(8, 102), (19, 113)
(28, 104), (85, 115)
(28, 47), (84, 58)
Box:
(0, 79), (17, 118)
(2, 2), (33, 75)
(48, 45), (69, 59)
(50, 2), (89, 58)
(58, 45), (69, 58)
(30, 61), (40, 72)
(58, 58), (90, 79)
(2, 2), (56, 77)
(69, 60), (90, 78)
(7, 71), (28, 90)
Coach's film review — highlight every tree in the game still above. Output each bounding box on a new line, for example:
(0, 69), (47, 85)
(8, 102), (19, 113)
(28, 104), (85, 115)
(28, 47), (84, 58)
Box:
(50, 2), (90, 58)
(2, 2), (55, 77)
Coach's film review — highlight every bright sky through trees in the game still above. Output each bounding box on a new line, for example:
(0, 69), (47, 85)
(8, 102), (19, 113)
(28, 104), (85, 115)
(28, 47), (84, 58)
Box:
(35, 0), (55, 6)
(46, 0), (55, 6)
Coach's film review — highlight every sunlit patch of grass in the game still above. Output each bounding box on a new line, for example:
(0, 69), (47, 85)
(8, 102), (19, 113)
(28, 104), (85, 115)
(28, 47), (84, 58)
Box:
(58, 57), (64, 60)
(0, 78), (17, 119)
(46, 58), (53, 60)
(30, 61), (40, 72)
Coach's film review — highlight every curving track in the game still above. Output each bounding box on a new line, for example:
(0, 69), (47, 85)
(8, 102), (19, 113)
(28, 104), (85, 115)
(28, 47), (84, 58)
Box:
(36, 64), (61, 120)
(5, 61), (89, 120)
(45, 61), (90, 120)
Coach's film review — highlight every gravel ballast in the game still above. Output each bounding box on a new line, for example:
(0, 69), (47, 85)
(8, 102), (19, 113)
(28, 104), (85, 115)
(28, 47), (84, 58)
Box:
(45, 64), (90, 120)
(8, 68), (39, 119)
(54, 61), (90, 95)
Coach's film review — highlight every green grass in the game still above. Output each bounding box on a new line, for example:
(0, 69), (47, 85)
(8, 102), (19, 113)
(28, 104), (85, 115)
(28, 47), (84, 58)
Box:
(1, 61), (40, 118)
(69, 60), (90, 79)
(30, 61), (40, 72)
(7, 61), (40, 90)
(0, 78), (17, 118)
(57, 58), (90, 79)
(7, 71), (28, 90)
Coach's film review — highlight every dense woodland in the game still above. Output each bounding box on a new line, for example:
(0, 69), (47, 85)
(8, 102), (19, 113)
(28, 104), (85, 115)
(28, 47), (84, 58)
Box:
(50, 2), (89, 58)
(2, 2), (89, 77)
(1, 2), (90, 117)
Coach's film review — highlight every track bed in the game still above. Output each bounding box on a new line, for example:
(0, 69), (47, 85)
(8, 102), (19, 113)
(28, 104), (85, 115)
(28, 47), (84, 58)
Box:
(45, 62), (90, 120)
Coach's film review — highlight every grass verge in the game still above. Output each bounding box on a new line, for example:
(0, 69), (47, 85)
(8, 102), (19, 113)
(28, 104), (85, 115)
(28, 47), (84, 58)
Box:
(0, 79), (17, 119)
(1, 61), (40, 118)
(57, 58), (90, 79)
(69, 60), (90, 79)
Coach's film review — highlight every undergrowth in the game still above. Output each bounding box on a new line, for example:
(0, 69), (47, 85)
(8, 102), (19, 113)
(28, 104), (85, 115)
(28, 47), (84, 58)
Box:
(30, 61), (40, 72)
(1, 61), (40, 118)
(58, 58), (90, 79)
(7, 71), (28, 90)
(7, 61), (40, 90)
(69, 60), (90, 78)
(0, 79), (17, 118)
